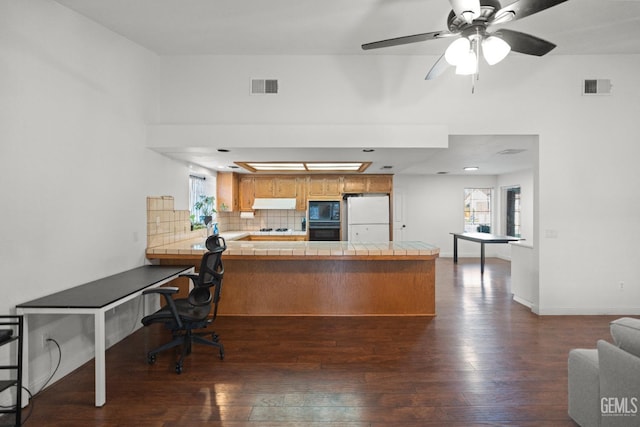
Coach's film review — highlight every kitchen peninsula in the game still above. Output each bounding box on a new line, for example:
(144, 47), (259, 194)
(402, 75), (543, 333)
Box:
(147, 237), (439, 316)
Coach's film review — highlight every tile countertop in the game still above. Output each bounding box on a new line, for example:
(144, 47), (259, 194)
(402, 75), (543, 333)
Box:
(146, 234), (440, 257)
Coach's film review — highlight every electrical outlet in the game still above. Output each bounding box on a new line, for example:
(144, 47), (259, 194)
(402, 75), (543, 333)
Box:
(41, 333), (51, 347)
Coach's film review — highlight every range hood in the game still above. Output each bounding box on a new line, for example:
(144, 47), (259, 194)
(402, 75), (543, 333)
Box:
(252, 198), (297, 210)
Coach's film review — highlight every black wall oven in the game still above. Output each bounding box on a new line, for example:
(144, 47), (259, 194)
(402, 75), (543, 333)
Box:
(308, 201), (341, 241)
(308, 222), (340, 241)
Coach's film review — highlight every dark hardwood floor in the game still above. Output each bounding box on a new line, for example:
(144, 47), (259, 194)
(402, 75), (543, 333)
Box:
(23, 258), (621, 426)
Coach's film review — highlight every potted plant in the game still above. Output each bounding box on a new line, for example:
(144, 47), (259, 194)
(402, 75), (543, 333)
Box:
(194, 195), (216, 225)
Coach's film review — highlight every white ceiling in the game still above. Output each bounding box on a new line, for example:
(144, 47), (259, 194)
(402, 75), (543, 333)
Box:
(53, 0), (640, 175)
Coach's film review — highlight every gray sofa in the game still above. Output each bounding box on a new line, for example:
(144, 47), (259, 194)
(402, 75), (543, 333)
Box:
(568, 317), (640, 426)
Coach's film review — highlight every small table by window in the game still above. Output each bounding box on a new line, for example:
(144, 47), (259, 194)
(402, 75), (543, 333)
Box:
(451, 232), (521, 274)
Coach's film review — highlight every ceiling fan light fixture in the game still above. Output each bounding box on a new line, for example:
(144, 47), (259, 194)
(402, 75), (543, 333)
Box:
(450, 0), (480, 24)
(455, 50), (477, 75)
(482, 36), (511, 65)
(445, 37), (471, 65)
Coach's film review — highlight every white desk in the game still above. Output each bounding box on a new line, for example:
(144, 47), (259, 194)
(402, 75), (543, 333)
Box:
(16, 265), (193, 407)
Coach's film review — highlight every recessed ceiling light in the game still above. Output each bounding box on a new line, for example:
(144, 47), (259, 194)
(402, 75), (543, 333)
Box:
(217, 149), (230, 153)
(362, 149), (375, 153)
(437, 171), (449, 174)
(464, 166), (479, 171)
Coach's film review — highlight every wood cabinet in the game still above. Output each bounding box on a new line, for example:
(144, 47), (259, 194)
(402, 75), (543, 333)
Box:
(295, 177), (307, 211)
(343, 175), (392, 193)
(307, 176), (341, 198)
(253, 177), (274, 198)
(275, 177), (297, 197)
(231, 174), (392, 211)
(238, 176), (255, 211)
(216, 172), (239, 212)
(342, 176), (367, 193)
(254, 177), (297, 198)
(367, 175), (393, 193)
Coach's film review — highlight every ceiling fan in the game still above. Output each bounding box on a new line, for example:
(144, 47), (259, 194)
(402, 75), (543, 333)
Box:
(362, 0), (568, 84)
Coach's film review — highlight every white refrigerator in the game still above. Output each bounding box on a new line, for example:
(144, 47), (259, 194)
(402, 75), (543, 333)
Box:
(347, 195), (390, 242)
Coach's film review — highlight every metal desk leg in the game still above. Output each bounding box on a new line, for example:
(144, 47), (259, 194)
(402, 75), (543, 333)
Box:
(17, 309), (29, 408)
(94, 310), (106, 407)
(480, 242), (485, 275)
(453, 236), (458, 263)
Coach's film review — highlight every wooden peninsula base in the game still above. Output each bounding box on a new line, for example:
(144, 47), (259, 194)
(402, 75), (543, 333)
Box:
(219, 257), (435, 316)
(147, 240), (439, 316)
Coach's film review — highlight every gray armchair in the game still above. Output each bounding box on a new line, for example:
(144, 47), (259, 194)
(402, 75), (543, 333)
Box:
(568, 317), (640, 426)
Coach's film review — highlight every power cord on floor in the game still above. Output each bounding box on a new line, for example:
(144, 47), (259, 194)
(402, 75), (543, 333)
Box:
(19, 337), (62, 424)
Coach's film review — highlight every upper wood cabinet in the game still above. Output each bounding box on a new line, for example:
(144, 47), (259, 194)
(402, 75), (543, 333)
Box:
(343, 175), (393, 194)
(275, 177), (297, 197)
(216, 172), (239, 212)
(367, 175), (393, 193)
(307, 176), (341, 198)
(254, 177), (275, 198)
(254, 176), (297, 198)
(342, 176), (366, 193)
(295, 177), (307, 211)
(229, 174), (392, 211)
(238, 176), (255, 211)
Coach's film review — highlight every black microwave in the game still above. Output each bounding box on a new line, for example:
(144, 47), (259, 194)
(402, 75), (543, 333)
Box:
(308, 201), (340, 222)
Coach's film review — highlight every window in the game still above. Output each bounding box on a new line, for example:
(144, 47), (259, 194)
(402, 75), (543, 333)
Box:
(505, 186), (521, 237)
(464, 188), (492, 233)
(189, 175), (206, 220)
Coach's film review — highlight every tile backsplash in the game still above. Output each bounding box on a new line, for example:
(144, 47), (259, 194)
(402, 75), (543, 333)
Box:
(147, 196), (206, 248)
(217, 210), (306, 232)
(147, 196), (307, 248)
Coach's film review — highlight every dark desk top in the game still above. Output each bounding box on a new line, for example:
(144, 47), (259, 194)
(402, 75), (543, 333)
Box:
(450, 232), (521, 243)
(17, 265), (191, 309)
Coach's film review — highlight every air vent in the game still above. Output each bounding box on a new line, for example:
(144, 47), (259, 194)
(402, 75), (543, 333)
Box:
(583, 79), (612, 95)
(251, 79), (278, 94)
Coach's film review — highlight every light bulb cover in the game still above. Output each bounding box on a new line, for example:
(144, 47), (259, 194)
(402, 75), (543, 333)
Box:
(455, 50), (478, 75)
(445, 37), (471, 66)
(482, 36), (511, 65)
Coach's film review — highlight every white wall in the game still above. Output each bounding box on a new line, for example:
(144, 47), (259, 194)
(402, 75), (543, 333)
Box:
(0, 0), (190, 394)
(154, 53), (640, 315)
(393, 174), (497, 257)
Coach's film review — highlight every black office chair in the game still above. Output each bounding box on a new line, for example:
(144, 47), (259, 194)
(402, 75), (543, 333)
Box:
(142, 234), (226, 374)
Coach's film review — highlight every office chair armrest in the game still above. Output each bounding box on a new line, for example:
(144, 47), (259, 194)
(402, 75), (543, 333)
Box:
(179, 273), (199, 281)
(142, 287), (183, 328)
(142, 287), (179, 296)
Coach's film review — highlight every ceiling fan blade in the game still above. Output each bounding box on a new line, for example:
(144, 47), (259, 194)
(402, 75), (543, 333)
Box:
(362, 31), (446, 50)
(494, 29), (556, 56)
(495, 0), (568, 22)
(425, 54), (451, 80)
